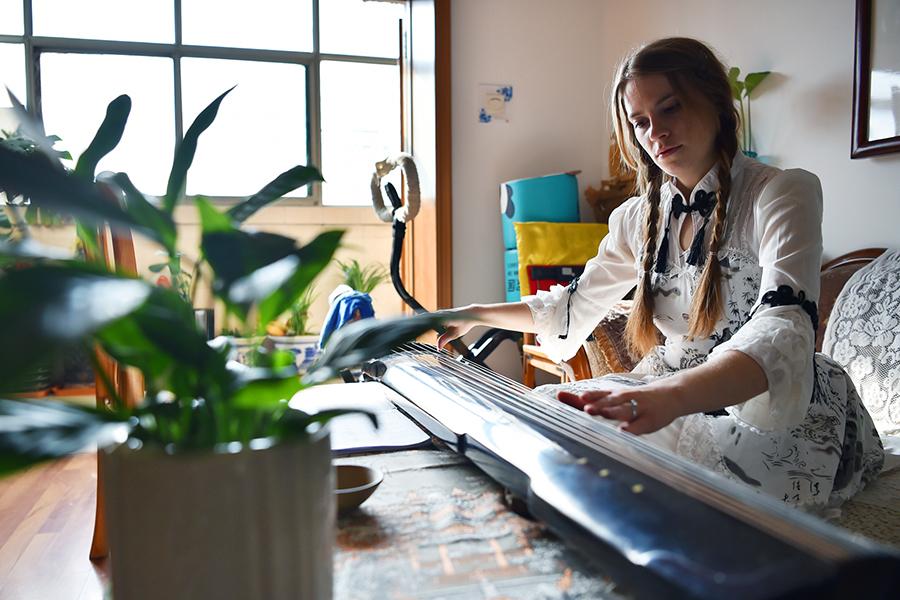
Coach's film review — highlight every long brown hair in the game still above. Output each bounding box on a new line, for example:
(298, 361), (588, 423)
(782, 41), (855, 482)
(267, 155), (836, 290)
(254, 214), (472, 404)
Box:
(610, 37), (739, 357)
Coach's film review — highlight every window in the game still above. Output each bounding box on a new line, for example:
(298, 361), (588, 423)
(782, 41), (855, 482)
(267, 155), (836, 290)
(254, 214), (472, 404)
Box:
(0, 0), (404, 205)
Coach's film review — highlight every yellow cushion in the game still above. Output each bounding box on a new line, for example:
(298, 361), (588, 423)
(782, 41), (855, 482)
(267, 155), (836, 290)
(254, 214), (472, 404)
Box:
(513, 222), (608, 295)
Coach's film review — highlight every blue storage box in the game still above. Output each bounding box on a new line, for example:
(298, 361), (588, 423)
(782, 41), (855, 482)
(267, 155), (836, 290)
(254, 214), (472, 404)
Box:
(500, 172), (580, 250)
(504, 248), (520, 302)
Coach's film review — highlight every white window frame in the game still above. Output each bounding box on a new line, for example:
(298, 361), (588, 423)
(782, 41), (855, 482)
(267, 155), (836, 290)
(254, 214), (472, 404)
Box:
(0, 0), (402, 206)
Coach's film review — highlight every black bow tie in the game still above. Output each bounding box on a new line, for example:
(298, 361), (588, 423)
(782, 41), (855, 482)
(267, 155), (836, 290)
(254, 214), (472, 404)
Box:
(671, 190), (716, 220)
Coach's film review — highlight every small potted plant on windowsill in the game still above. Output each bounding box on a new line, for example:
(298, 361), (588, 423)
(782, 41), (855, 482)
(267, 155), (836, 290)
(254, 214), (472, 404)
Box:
(0, 90), (448, 600)
(265, 286), (321, 373)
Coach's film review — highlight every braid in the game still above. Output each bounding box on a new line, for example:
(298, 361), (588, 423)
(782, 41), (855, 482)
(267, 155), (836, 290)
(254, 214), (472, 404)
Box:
(686, 151), (732, 339)
(625, 164), (663, 357)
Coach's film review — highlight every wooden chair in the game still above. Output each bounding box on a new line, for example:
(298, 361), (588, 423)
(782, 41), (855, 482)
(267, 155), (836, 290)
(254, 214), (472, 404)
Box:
(522, 332), (591, 387)
(89, 190), (145, 561)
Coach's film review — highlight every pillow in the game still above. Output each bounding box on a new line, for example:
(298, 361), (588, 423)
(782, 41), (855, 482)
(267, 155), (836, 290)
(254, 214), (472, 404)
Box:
(513, 222), (608, 297)
(822, 249), (900, 437)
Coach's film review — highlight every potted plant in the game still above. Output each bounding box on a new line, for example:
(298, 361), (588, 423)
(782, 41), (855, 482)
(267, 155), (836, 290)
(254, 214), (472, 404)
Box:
(727, 67), (772, 157)
(265, 286), (321, 373)
(336, 257), (389, 294)
(0, 90), (448, 600)
(0, 126), (78, 395)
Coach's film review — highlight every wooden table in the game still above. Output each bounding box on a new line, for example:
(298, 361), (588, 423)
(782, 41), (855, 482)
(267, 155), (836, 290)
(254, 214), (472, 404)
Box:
(333, 449), (629, 600)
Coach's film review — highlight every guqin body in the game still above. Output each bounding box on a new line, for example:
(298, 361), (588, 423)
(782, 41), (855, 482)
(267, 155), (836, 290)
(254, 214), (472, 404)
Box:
(367, 343), (900, 599)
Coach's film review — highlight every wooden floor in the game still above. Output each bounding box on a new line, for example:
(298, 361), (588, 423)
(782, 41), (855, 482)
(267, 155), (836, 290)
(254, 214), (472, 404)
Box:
(0, 453), (108, 600)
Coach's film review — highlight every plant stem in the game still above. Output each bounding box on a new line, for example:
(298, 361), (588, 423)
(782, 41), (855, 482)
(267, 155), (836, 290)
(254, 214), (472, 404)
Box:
(747, 97), (753, 154)
(739, 96), (748, 152)
(2, 204), (31, 241)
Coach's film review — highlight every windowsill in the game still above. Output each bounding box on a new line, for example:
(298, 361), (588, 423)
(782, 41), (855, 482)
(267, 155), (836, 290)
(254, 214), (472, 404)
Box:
(172, 202), (388, 227)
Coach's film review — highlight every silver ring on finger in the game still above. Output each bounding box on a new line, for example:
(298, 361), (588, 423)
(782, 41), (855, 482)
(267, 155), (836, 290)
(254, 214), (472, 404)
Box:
(629, 398), (638, 420)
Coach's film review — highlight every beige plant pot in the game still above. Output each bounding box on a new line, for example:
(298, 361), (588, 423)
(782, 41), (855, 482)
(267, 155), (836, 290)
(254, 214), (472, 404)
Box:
(102, 427), (334, 600)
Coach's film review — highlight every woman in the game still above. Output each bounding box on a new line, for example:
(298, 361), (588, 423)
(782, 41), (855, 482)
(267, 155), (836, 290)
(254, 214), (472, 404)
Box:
(438, 37), (883, 511)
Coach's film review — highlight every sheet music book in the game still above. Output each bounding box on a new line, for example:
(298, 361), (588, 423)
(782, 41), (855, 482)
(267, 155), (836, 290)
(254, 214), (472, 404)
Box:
(290, 382), (432, 455)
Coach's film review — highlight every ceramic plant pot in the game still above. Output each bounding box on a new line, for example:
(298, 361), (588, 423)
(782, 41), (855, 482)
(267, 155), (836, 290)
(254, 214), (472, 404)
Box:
(102, 427), (334, 600)
(265, 334), (321, 374)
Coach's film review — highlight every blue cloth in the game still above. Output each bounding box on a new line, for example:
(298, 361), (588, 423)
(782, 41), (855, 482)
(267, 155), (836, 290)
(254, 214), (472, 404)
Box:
(318, 291), (375, 349)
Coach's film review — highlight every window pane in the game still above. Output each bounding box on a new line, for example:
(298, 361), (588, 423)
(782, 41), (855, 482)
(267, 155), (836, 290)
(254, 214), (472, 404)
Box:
(181, 58), (308, 197)
(0, 43), (25, 109)
(320, 0), (404, 58)
(0, 2), (24, 35)
(182, 0), (312, 52)
(320, 61), (399, 206)
(33, 0), (172, 43)
(40, 54), (175, 196)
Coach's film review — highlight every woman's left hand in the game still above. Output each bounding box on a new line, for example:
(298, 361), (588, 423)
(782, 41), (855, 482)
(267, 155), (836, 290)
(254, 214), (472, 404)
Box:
(557, 383), (684, 435)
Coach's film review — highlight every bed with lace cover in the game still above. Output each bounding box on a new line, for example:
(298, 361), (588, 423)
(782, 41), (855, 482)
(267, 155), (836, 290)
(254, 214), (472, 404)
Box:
(823, 249), (900, 545)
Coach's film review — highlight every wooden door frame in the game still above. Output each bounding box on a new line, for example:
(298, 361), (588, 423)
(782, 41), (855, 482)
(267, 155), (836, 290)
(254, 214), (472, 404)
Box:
(400, 0), (452, 315)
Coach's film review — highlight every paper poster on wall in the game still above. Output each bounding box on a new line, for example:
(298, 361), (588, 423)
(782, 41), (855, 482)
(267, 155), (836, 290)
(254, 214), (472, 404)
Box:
(478, 83), (513, 123)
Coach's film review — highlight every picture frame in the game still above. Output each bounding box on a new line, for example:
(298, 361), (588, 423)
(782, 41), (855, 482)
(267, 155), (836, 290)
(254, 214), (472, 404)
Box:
(851, 0), (900, 158)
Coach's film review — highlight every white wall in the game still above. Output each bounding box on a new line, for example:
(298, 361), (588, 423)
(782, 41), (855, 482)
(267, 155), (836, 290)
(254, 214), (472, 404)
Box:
(452, 0), (900, 378)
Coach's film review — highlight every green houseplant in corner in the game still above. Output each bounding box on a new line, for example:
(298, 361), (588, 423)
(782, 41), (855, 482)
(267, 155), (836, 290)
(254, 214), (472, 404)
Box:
(727, 66), (771, 158)
(0, 90), (448, 600)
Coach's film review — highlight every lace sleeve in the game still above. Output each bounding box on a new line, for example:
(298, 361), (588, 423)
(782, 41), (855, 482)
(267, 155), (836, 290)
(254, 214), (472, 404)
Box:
(712, 304), (815, 429)
(522, 197), (640, 363)
(709, 169), (823, 430)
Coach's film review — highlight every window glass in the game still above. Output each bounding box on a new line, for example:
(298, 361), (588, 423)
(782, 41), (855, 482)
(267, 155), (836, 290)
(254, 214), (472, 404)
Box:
(33, 0), (173, 43)
(0, 43), (26, 109)
(40, 54), (175, 196)
(320, 0), (404, 58)
(181, 58), (308, 197)
(0, 2), (24, 35)
(182, 0), (313, 52)
(320, 60), (399, 206)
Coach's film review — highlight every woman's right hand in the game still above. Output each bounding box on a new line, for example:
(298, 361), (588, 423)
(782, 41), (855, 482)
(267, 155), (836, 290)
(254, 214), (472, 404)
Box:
(435, 307), (481, 351)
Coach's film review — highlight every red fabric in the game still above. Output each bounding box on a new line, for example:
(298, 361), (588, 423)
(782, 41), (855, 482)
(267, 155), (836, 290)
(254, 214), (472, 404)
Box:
(526, 265), (584, 295)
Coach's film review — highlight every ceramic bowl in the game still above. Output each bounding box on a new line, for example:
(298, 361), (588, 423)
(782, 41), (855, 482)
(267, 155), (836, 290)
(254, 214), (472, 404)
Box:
(335, 464), (383, 515)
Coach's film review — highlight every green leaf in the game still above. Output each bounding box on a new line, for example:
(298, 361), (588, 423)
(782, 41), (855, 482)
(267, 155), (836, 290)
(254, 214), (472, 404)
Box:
(201, 227), (298, 320)
(256, 230), (343, 327)
(273, 407), (378, 438)
(0, 264), (153, 393)
(148, 262), (167, 273)
(0, 145), (144, 233)
(3, 88), (55, 163)
(165, 87), (234, 213)
(744, 71), (771, 96)
(227, 165), (324, 224)
(195, 195), (234, 234)
(303, 312), (454, 384)
(727, 66), (744, 100)
(75, 95), (131, 181)
(95, 287), (229, 398)
(229, 368), (303, 410)
(0, 398), (132, 477)
(112, 172), (177, 255)
(75, 220), (102, 263)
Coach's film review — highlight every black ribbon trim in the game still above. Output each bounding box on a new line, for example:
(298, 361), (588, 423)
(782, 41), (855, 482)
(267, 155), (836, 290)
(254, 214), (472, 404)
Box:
(655, 191), (718, 272)
(758, 284), (819, 331)
(558, 276), (580, 340)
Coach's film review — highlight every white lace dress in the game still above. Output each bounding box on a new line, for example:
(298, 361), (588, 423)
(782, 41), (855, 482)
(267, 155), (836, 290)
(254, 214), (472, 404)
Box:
(524, 153), (884, 511)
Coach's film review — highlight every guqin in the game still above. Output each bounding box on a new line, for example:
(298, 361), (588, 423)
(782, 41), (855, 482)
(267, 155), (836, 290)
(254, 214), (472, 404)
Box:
(365, 343), (900, 599)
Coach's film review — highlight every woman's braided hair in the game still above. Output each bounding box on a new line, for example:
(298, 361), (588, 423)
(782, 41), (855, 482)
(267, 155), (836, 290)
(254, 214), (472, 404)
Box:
(610, 38), (740, 357)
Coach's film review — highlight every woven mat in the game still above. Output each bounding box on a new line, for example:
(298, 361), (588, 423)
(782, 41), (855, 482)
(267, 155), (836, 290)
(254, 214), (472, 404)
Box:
(836, 467), (900, 548)
(333, 451), (627, 600)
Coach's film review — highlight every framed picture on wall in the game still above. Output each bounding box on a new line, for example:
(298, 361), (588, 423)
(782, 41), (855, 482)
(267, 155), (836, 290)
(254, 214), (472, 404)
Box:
(852, 0), (900, 158)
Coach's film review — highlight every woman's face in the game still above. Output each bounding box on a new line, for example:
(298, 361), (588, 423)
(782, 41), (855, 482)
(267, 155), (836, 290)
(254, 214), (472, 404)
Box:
(622, 73), (719, 193)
